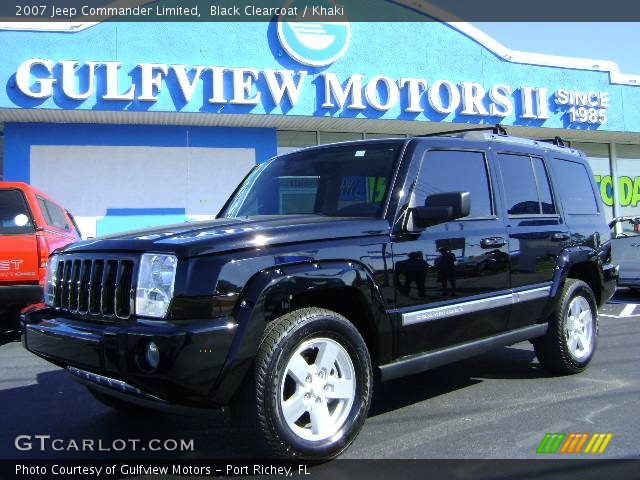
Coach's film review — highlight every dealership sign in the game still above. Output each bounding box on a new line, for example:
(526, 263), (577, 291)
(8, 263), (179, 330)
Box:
(13, 58), (610, 125)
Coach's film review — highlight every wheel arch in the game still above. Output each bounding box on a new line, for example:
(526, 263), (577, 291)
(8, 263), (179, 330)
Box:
(552, 247), (605, 307)
(211, 260), (391, 404)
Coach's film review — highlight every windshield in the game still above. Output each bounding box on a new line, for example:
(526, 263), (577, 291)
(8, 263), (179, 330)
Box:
(221, 141), (404, 218)
(0, 189), (35, 234)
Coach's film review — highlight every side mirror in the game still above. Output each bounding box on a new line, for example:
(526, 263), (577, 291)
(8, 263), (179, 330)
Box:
(407, 192), (471, 230)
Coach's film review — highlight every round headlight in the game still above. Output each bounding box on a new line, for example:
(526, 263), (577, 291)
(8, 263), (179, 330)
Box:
(145, 341), (160, 371)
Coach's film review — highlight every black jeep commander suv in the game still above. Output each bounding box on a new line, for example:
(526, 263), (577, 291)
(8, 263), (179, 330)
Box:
(23, 126), (618, 459)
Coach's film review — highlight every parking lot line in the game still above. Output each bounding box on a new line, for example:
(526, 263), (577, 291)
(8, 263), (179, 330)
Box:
(619, 304), (637, 317)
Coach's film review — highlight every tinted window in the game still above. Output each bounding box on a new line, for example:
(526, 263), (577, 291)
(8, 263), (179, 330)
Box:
(0, 190), (34, 234)
(38, 196), (71, 231)
(498, 153), (556, 215)
(532, 157), (556, 214)
(223, 142), (402, 218)
(415, 150), (493, 217)
(553, 159), (599, 215)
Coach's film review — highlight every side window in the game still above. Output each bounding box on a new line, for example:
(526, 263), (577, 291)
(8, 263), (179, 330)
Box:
(37, 196), (71, 231)
(498, 153), (557, 216)
(552, 159), (599, 215)
(415, 150), (493, 218)
(532, 157), (557, 214)
(37, 197), (53, 225)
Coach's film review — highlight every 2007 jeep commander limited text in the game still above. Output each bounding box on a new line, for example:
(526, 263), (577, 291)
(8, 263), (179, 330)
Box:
(23, 126), (618, 460)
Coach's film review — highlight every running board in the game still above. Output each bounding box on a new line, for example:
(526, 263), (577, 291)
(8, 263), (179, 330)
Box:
(379, 323), (548, 381)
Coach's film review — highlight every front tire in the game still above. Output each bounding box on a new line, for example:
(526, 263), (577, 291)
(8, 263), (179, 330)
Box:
(534, 279), (598, 375)
(233, 308), (372, 459)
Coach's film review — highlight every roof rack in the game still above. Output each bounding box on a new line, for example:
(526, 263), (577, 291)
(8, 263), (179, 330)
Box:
(538, 136), (567, 148)
(416, 123), (508, 138)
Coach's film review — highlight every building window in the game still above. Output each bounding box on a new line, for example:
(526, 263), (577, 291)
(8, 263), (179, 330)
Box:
(318, 132), (364, 144)
(615, 144), (640, 233)
(365, 133), (406, 139)
(276, 131), (317, 155)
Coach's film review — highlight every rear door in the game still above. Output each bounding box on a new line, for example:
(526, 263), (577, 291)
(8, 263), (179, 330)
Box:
(494, 150), (570, 329)
(0, 189), (39, 284)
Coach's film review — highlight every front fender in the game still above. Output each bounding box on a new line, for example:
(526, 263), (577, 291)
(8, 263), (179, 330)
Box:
(210, 260), (391, 404)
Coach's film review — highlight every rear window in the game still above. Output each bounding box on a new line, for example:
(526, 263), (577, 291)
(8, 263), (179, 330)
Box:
(0, 189), (35, 234)
(37, 196), (72, 231)
(552, 159), (599, 215)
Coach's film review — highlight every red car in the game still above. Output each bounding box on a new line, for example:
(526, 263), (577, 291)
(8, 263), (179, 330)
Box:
(0, 182), (81, 330)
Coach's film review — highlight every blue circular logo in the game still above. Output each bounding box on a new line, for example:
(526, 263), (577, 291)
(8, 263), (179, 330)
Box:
(277, 17), (351, 67)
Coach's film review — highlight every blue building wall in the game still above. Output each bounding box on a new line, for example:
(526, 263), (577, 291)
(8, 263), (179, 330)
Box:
(3, 123), (277, 182)
(0, 16), (638, 131)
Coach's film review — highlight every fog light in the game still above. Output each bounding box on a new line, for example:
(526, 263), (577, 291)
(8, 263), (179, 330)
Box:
(145, 341), (160, 370)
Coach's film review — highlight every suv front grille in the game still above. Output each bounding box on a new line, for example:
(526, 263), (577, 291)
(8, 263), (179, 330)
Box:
(53, 255), (136, 320)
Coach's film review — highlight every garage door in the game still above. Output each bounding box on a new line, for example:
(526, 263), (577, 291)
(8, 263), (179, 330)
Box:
(30, 145), (255, 238)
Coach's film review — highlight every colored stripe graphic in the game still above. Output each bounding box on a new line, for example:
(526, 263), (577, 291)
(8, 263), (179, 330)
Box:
(537, 433), (566, 453)
(584, 433), (613, 453)
(560, 433), (589, 453)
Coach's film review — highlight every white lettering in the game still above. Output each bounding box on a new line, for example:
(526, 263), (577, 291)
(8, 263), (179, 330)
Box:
(230, 68), (260, 105)
(60, 60), (98, 100)
(428, 79), (460, 114)
(400, 78), (427, 113)
(321, 72), (365, 110)
(207, 66), (227, 104)
(171, 65), (205, 103)
(365, 75), (399, 111)
(460, 81), (488, 115)
(103, 62), (135, 101)
(16, 58), (55, 99)
(139, 63), (168, 101)
(520, 86), (537, 119)
(489, 84), (513, 116)
(263, 69), (307, 106)
(535, 87), (549, 119)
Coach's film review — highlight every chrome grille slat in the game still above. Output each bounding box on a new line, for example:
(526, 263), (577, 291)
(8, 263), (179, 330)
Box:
(100, 260), (117, 316)
(61, 261), (71, 309)
(78, 260), (91, 314)
(89, 260), (104, 315)
(54, 261), (64, 306)
(53, 255), (135, 321)
(69, 260), (81, 312)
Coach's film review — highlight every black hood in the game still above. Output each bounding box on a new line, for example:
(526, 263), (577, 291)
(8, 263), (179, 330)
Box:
(61, 215), (391, 257)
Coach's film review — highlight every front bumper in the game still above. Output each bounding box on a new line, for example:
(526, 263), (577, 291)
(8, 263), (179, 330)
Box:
(0, 284), (42, 308)
(22, 307), (238, 407)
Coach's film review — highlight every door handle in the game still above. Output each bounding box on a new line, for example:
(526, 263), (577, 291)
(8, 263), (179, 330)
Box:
(551, 232), (571, 242)
(481, 237), (506, 249)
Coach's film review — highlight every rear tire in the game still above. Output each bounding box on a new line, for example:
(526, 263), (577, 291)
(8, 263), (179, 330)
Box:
(231, 307), (372, 460)
(534, 279), (597, 375)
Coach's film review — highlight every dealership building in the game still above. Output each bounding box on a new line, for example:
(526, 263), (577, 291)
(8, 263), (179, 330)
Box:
(1, 3), (640, 237)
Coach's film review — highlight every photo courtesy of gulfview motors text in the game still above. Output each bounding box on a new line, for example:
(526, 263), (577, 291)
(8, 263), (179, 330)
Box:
(1, 0), (639, 479)
(15, 463), (308, 476)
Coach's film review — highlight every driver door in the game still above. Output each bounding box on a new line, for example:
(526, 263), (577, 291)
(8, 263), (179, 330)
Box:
(392, 147), (511, 357)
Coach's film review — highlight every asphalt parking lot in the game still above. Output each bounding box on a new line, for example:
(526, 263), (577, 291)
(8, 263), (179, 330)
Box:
(1, 292), (638, 462)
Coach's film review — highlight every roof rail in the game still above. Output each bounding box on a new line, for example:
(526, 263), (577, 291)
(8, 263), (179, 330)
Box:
(416, 123), (508, 138)
(538, 136), (567, 148)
